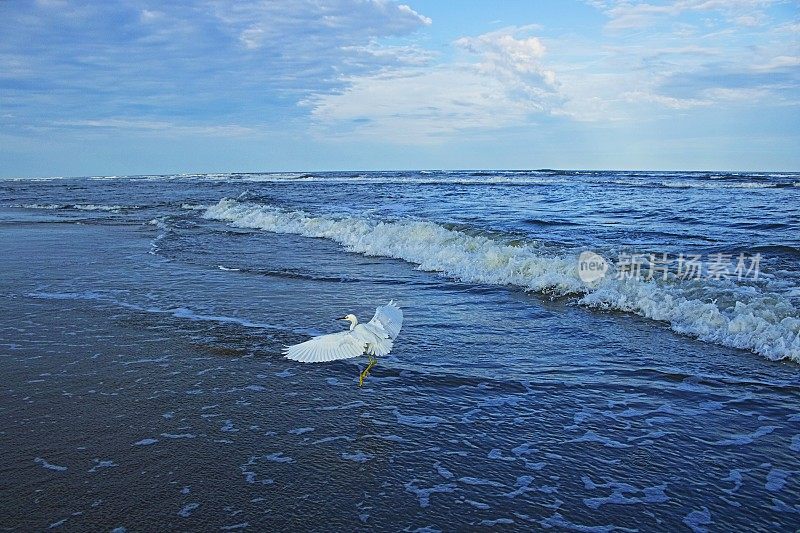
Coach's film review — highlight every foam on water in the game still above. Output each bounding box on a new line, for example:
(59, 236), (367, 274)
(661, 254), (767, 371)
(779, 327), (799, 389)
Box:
(34, 457), (67, 471)
(660, 181), (778, 189)
(203, 199), (800, 362)
(10, 203), (140, 212)
(26, 290), (317, 336)
(35, 170), (792, 189)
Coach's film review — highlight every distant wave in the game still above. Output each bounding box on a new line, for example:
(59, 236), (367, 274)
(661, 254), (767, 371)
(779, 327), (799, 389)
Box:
(659, 181), (778, 190)
(9, 203), (142, 212)
(0, 176), (67, 181)
(3, 171), (799, 188)
(204, 199), (800, 363)
(155, 172), (795, 189)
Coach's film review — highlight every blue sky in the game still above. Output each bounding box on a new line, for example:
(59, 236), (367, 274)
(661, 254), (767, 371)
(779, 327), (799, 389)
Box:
(1, 0), (798, 177)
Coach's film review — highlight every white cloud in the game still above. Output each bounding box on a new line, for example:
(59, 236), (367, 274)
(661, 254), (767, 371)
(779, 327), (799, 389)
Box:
(140, 9), (163, 23)
(547, 1), (799, 121)
(305, 28), (560, 141)
(55, 118), (257, 136)
(454, 29), (555, 84)
(623, 90), (709, 109)
(752, 55), (800, 72)
(590, 0), (779, 30)
(339, 41), (436, 68)
(208, 0), (431, 52)
(397, 4), (432, 25)
(0, 0), (434, 136)
(307, 68), (532, 141)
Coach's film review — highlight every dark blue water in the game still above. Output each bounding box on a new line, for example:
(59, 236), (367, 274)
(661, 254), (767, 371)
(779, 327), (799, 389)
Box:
(1, 170), (798, 530)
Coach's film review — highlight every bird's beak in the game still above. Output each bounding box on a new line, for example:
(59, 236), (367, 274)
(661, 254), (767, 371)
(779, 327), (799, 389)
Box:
(336, 316), (347, 321)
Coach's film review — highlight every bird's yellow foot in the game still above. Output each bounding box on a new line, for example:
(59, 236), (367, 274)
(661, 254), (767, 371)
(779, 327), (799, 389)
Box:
(358, 357), (378, 387)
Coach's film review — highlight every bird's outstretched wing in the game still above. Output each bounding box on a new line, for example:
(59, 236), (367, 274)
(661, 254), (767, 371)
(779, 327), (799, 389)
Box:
(367, 300), (403, 339)
(283, 331), (366, 363)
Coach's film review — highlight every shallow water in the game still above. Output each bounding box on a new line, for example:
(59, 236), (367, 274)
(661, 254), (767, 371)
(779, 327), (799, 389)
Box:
(1, 171), (799, 530)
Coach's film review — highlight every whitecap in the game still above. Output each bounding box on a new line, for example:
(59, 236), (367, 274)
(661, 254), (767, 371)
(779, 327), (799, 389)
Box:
(203, 199), (800, 363)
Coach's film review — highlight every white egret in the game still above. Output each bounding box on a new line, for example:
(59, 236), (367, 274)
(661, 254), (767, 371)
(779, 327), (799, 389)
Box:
(283, 301), (403, 386)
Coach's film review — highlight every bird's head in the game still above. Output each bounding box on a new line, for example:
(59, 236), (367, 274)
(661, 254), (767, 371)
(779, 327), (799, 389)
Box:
(337, 313), (358, 329)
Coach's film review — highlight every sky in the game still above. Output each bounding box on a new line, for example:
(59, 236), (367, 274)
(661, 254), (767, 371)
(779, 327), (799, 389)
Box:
(1, 0), (798, 177)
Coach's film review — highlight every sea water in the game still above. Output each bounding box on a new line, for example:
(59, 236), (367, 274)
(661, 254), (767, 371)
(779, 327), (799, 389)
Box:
(0, 170), (798, 530)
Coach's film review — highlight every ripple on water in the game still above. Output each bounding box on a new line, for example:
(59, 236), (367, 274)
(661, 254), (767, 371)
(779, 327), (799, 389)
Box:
(341, 451), (373, 463)
(710, 425), (777, 446)
(569, 431), (631, 449)
(539, 512), (634, 532)
(177, 503), (200, 517)
(581, 475), (669, 510)
(264, 452), (294, 463)
(433, 462), (454, 480)
(404, 480), (456, 508)
(765, 468), (791, 492)
(683, 507), (712, 533)
(393, 410), (444, 428)
(88, 459), (117, 472)
(161, 433), (196, 439)
(721, 469), (745, 494)
(34, 458), (67, 471)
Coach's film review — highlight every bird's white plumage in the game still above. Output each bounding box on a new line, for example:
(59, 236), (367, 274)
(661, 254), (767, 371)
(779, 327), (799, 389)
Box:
(368, 300), (403, 339)
(283, 301), (403, 363)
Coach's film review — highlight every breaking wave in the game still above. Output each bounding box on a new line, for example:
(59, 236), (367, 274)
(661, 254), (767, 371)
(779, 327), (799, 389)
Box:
(659, 181), (779, 189)
(165, 172), (793, 188)
(10, 203), (141, 212)
(203, 199), (800, 363)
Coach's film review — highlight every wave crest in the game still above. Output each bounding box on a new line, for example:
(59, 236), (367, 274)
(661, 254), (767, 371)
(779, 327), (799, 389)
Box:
(203, 199), (800, 362)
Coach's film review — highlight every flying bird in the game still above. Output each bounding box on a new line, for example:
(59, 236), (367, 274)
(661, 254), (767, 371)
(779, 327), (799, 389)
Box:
(283, 301), (403, 386)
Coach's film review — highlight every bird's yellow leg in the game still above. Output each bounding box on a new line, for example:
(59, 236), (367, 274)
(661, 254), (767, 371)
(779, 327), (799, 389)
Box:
(358, 356), (378, 387)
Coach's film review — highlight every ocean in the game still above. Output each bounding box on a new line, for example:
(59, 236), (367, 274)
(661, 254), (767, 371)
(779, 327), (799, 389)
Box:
(1, 170), (798, 530)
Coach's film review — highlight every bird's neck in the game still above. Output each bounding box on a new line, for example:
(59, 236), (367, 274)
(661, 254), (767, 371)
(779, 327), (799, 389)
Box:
(348, 317), (358, 330)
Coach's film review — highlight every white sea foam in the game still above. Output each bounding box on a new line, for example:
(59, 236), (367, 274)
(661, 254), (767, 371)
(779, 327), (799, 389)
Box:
(203, 199), (800, 362)
(14, 203), (63, 209)
(34, 457), (67, 471)
(0, 176), (67, 181)
(11, 203), (137, 212)
(157, 173), (573, 186)
(120, 171), (799, 189)
(660, 180), (776, 189)
(72, 204), (137, 211)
